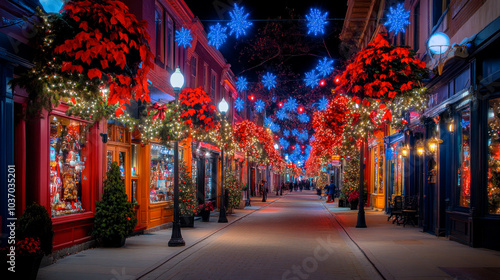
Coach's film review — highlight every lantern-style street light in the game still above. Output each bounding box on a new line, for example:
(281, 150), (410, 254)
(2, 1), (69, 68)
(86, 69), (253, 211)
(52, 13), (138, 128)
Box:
(218, 97), (229, 223)
(168, 67), (185, 247)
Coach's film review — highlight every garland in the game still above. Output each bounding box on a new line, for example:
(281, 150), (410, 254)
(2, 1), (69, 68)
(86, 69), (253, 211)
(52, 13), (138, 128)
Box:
(11, 0), (154, 123)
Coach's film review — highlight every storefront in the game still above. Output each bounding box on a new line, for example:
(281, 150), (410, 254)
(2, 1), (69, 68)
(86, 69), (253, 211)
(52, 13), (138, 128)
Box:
(192, 141), (219, 205)
(369, 139), (385, 210)
(384, 133), (405, 213)
(26, 104), (105, 251)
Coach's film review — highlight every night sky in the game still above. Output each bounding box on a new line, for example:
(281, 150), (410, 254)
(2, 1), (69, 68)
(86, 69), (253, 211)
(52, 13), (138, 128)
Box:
(185, 0), (348, 76)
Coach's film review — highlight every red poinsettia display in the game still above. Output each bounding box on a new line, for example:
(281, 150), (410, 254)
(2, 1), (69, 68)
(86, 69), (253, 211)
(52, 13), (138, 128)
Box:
(335, 33), (427, 137)
(179, 87), (218, 131)
(310, 94), (351, 159)
(233, 120), (286, 169)
(55, 0), (154, 110)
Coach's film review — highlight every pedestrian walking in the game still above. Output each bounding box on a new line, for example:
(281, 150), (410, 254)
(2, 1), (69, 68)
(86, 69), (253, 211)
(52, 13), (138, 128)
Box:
(326, 181), (336, 203)
(260, 180), (268, 202)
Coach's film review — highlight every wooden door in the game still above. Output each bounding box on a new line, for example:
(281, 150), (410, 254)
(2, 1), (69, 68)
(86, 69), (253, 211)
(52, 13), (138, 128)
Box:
(106, 145), (131, 200)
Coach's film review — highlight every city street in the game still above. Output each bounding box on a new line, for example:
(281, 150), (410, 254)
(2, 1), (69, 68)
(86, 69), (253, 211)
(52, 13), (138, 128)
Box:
(38, 191), (500, 280)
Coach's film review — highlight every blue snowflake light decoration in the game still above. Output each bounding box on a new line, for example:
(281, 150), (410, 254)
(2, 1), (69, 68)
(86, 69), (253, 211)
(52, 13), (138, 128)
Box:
(234, 97), (245, 112)
(291, 128), (299, 136)
(279, 138), (289, 150)
(264, 116), (273, 127)
(314, 96), (329, 111)
(236, 76), (248, 92)
(262, 72), (277, 90)
(175, 27), (193, 48)
(283, 129), (290, 137)
(305, 8), (328, 36)
(298, 113), (310, 123)
(384, 3), (410, 35)
(316, 57), (334, 77)
(228, 4), (252, 38)
(304, 70), (320, 88)
(207, 23), (228, 49)
(283, 97), (298, 112)
(276, 109), (287, 120)
(255, 99), (265, 113)
(298, 131), (309, 142)
(310, 135), (315, 142)
(269, 122), (280, 133)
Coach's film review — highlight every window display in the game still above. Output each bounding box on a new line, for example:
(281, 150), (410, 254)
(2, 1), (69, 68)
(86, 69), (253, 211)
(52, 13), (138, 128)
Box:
(487, 99), (500, 214)
(205, 158), (214, 200)
(49, 116), (88, 217)
(458, 108), (471, 207)
(131, 144), (139, 177)
(150, 144), (174, 203)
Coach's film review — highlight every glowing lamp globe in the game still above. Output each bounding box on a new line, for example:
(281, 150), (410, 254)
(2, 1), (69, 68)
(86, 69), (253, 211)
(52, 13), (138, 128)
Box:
(40, 0), (64, 13)
(170, 67), (185, 89)
(428, 32), (450, 54)
(218, 97), (229, 113)
(274, 144), (279, 150)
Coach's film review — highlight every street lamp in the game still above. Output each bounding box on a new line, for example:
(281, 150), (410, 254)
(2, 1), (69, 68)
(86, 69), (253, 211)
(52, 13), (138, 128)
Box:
(218, 97), (229, 223)
(168, 67), (185, 247)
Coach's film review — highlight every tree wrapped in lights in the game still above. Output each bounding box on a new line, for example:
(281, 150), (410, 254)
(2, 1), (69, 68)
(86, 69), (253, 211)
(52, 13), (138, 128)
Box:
(179, 161), (198, 216)
(11, 0), (154, 122)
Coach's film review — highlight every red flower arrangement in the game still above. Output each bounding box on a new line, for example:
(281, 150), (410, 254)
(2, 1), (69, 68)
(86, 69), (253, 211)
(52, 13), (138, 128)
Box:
(198, 201), (214, 212)
(16, 237), (43, 257)
(348, 190), (360, 203)
(179, 87), (217, 131)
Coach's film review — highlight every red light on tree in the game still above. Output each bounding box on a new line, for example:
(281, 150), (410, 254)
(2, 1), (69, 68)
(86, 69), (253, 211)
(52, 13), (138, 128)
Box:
(319, 79), (326, 86)
(278, 102), (283, 107)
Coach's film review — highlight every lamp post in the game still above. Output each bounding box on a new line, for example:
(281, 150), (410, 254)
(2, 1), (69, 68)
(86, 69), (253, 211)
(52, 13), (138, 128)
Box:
(168, 67), (185, 247)
(218, 97), (229, 223)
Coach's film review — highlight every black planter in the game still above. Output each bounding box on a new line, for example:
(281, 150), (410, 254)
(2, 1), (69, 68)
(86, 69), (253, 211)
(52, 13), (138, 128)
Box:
(338, 199), (346, 207)
(350, 200), (359, 210)
(180, 215), (194, 227)
(9, 254), (43, 280)
(101, 235), (126, 247)
(201, 210), (211, 222)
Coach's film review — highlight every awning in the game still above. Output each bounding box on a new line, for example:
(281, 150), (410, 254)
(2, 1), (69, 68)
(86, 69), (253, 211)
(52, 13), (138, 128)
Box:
(148, 84), (175, 103)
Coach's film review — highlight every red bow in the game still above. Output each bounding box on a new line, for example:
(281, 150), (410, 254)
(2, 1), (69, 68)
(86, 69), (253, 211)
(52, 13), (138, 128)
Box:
(148, 102), (167, 121)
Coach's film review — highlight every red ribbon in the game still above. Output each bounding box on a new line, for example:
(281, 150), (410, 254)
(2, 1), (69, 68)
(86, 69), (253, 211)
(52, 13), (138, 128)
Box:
(148, 102), (167, 121)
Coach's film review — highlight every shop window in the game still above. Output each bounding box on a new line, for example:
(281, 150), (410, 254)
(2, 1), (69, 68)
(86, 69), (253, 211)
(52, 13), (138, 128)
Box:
(150, 144), (174, 203)
(374, 146), (384, 194)
(457, 107), (471, 207)
(155, 3), (165, 66)
(49, 116), (89, 217)
(487, 99), (500, 214)
(205, 158), (214, 200)
(131, 144), (139, 177)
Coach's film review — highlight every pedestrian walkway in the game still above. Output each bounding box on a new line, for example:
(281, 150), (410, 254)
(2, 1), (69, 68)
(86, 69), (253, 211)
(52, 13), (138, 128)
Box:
(37, 195), (283, 280)
(322, 199), (500, 280)
(37, 190), (500, 280)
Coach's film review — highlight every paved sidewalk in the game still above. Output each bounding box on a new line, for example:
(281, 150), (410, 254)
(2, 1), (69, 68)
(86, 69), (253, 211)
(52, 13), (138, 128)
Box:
(322, 200), (500, 280)
(37, 194), (282, 280)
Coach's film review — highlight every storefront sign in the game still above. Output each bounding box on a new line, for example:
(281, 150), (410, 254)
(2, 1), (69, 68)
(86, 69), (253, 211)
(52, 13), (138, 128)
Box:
(198, 142), (220, 152)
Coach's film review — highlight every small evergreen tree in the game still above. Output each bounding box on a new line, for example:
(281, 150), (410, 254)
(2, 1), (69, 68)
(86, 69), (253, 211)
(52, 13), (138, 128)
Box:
(179, 161), (198, 216)
(93, 162), (137, 241)
(225, 170), (242, 210)
(16, 203), (54, 255)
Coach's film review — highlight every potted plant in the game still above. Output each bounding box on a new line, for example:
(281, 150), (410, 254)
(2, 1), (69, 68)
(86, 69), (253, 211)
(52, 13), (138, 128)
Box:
(93, 162), (137, 247)
(2, 203), (54, 280)
(179, 161), (198, 227)
(197, 201), (214, 222)
(348, 190), (360, 210)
